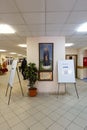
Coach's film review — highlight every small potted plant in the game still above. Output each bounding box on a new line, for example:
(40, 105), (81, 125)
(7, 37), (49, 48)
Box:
(24, 62), (38, 97)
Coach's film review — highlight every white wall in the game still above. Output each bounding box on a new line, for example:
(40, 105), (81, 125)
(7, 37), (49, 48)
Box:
(65, 47), (87, 79)
(27, 37), (65, 93)
(65, 48), (78, 55)
(77, 48), (87, 79)
(84, 50), (87, 57)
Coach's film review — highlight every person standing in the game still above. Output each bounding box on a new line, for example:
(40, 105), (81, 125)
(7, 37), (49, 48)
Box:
(21, 58), (27, 80)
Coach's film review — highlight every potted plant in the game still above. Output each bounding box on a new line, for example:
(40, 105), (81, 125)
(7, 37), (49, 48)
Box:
(24, 62), (38, 97)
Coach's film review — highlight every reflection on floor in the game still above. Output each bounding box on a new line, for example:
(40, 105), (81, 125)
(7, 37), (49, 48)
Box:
(0, 71), (87, 130)
(82, 78), (87, 82)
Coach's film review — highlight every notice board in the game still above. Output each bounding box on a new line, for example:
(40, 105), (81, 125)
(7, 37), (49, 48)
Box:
(58, 60), (75, 83)
(8, 60), (18, 87)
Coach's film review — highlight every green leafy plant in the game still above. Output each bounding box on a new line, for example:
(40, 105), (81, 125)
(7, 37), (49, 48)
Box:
(24, 62), (38, 88)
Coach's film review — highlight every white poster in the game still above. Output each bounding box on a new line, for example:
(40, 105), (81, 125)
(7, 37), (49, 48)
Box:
(8, 60), (18, 87)
(58, 60), (75, 83)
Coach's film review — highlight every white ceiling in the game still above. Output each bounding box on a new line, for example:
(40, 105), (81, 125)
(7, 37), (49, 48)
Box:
(0, 0), (87, 56)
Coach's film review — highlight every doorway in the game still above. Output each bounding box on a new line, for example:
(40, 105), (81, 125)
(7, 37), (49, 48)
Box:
(65, 55), (77, 78)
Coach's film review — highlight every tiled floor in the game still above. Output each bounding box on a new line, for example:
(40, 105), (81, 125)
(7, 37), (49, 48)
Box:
(0, 71), (87, 130)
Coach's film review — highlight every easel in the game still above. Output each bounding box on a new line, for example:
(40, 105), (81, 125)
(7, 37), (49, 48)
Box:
(57, 82), (79, 98)
(57, 60), (79, 99)
(5, 67), (24, 105)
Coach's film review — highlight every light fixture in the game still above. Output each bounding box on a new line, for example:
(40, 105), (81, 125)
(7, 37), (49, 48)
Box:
(18, 44), (27, 48)
(18, 54), (22, 56)
(0, 49), (6, 52)
(76, 22), (87, 32)
(10, 52), (17, 54)
(65, 43), (74, 47)
(0, 24), (16, 34)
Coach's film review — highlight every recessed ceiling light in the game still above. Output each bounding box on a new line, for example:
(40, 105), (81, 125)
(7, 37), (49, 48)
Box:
(0, 49), (6, 52)
(18, 54), (22, 56)
(0, 24), (16, 34)
(10, 52), (17, 54)
(76, 22), (87, 32)
(18, 44), (27, 48)
(65, 43), (74, 47)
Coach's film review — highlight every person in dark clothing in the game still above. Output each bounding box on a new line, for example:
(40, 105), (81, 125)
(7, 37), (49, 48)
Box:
(21, 58), (27, 80)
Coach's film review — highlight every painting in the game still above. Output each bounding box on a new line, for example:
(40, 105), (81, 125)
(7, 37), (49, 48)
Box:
(39, 72), (53, 81)
(39, 43), (53, 71)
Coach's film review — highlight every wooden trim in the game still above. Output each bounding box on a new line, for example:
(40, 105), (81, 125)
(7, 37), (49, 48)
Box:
(83, 66), (87, 68)
(77, 66), (87, 69)
(77, 66), (83, 69)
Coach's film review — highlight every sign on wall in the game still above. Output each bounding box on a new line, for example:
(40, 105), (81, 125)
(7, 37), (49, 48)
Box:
(58, 60), (75, 83)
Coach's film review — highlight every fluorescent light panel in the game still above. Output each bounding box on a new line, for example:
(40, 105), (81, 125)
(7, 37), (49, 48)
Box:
(76, 22), (87, 32)
(65, 43), (74, 47)
(0, 24), (16, 34)
(18, 44), (27, 48)
(18, 54), (22, 56)
(0, 49), (6, 52)
(10, 52), (16, 54)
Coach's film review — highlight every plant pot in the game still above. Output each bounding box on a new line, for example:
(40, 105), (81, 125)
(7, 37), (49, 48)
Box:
(28, 87), (37, 97)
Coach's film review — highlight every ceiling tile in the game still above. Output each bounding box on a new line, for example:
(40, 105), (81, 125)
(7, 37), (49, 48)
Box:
(8, 35), (22, 40)
(15, 0), (45, 12)
(0, 13), (25, 24)
(46, 24), (63, 31)
(0, 0), (18, 13)
(60, 31), (74, 36)
(74, 0), (87, 11)
(0, 0), (87, 54)
(13, 25), (28, 32)
(46, 12), (69, 24)
(63, 24), (77, 30)
(46, 31), (61, 36)
(0, 35), (9, 40)
(31, 31), (45, 36)
(23, 13), (45, 24)
(28, 24), (45, 32)
(46, 0), (76, 11)
(18, 31), (32, 36)
(67, 12), (87, 24)
(62, 24), (77, 32)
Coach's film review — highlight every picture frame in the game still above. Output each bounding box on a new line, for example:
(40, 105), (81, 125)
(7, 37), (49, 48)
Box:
(39, 43), (53, 71)
(39, 71), (53, 81)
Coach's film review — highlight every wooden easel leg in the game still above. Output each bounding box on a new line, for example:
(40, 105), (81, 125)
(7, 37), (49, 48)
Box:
(5, 83), (9, 96)
(65, 83), (66, 93)
(74, 83), (79, 98)
(57, 83), (60, 98)
(8, 87), (12, 105)
(20, 83), (24, 96)
(16, 68), (24, 96)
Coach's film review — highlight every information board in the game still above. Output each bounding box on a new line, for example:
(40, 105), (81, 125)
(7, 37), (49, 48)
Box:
(58, 60), (75, 83)
(8, 60), (18, 87)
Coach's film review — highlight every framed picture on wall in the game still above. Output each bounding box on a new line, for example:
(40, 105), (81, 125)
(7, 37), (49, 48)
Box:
(39, 43), (53, 71)
(39, 43), (53, 81)
(39, 71), (53, 81)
